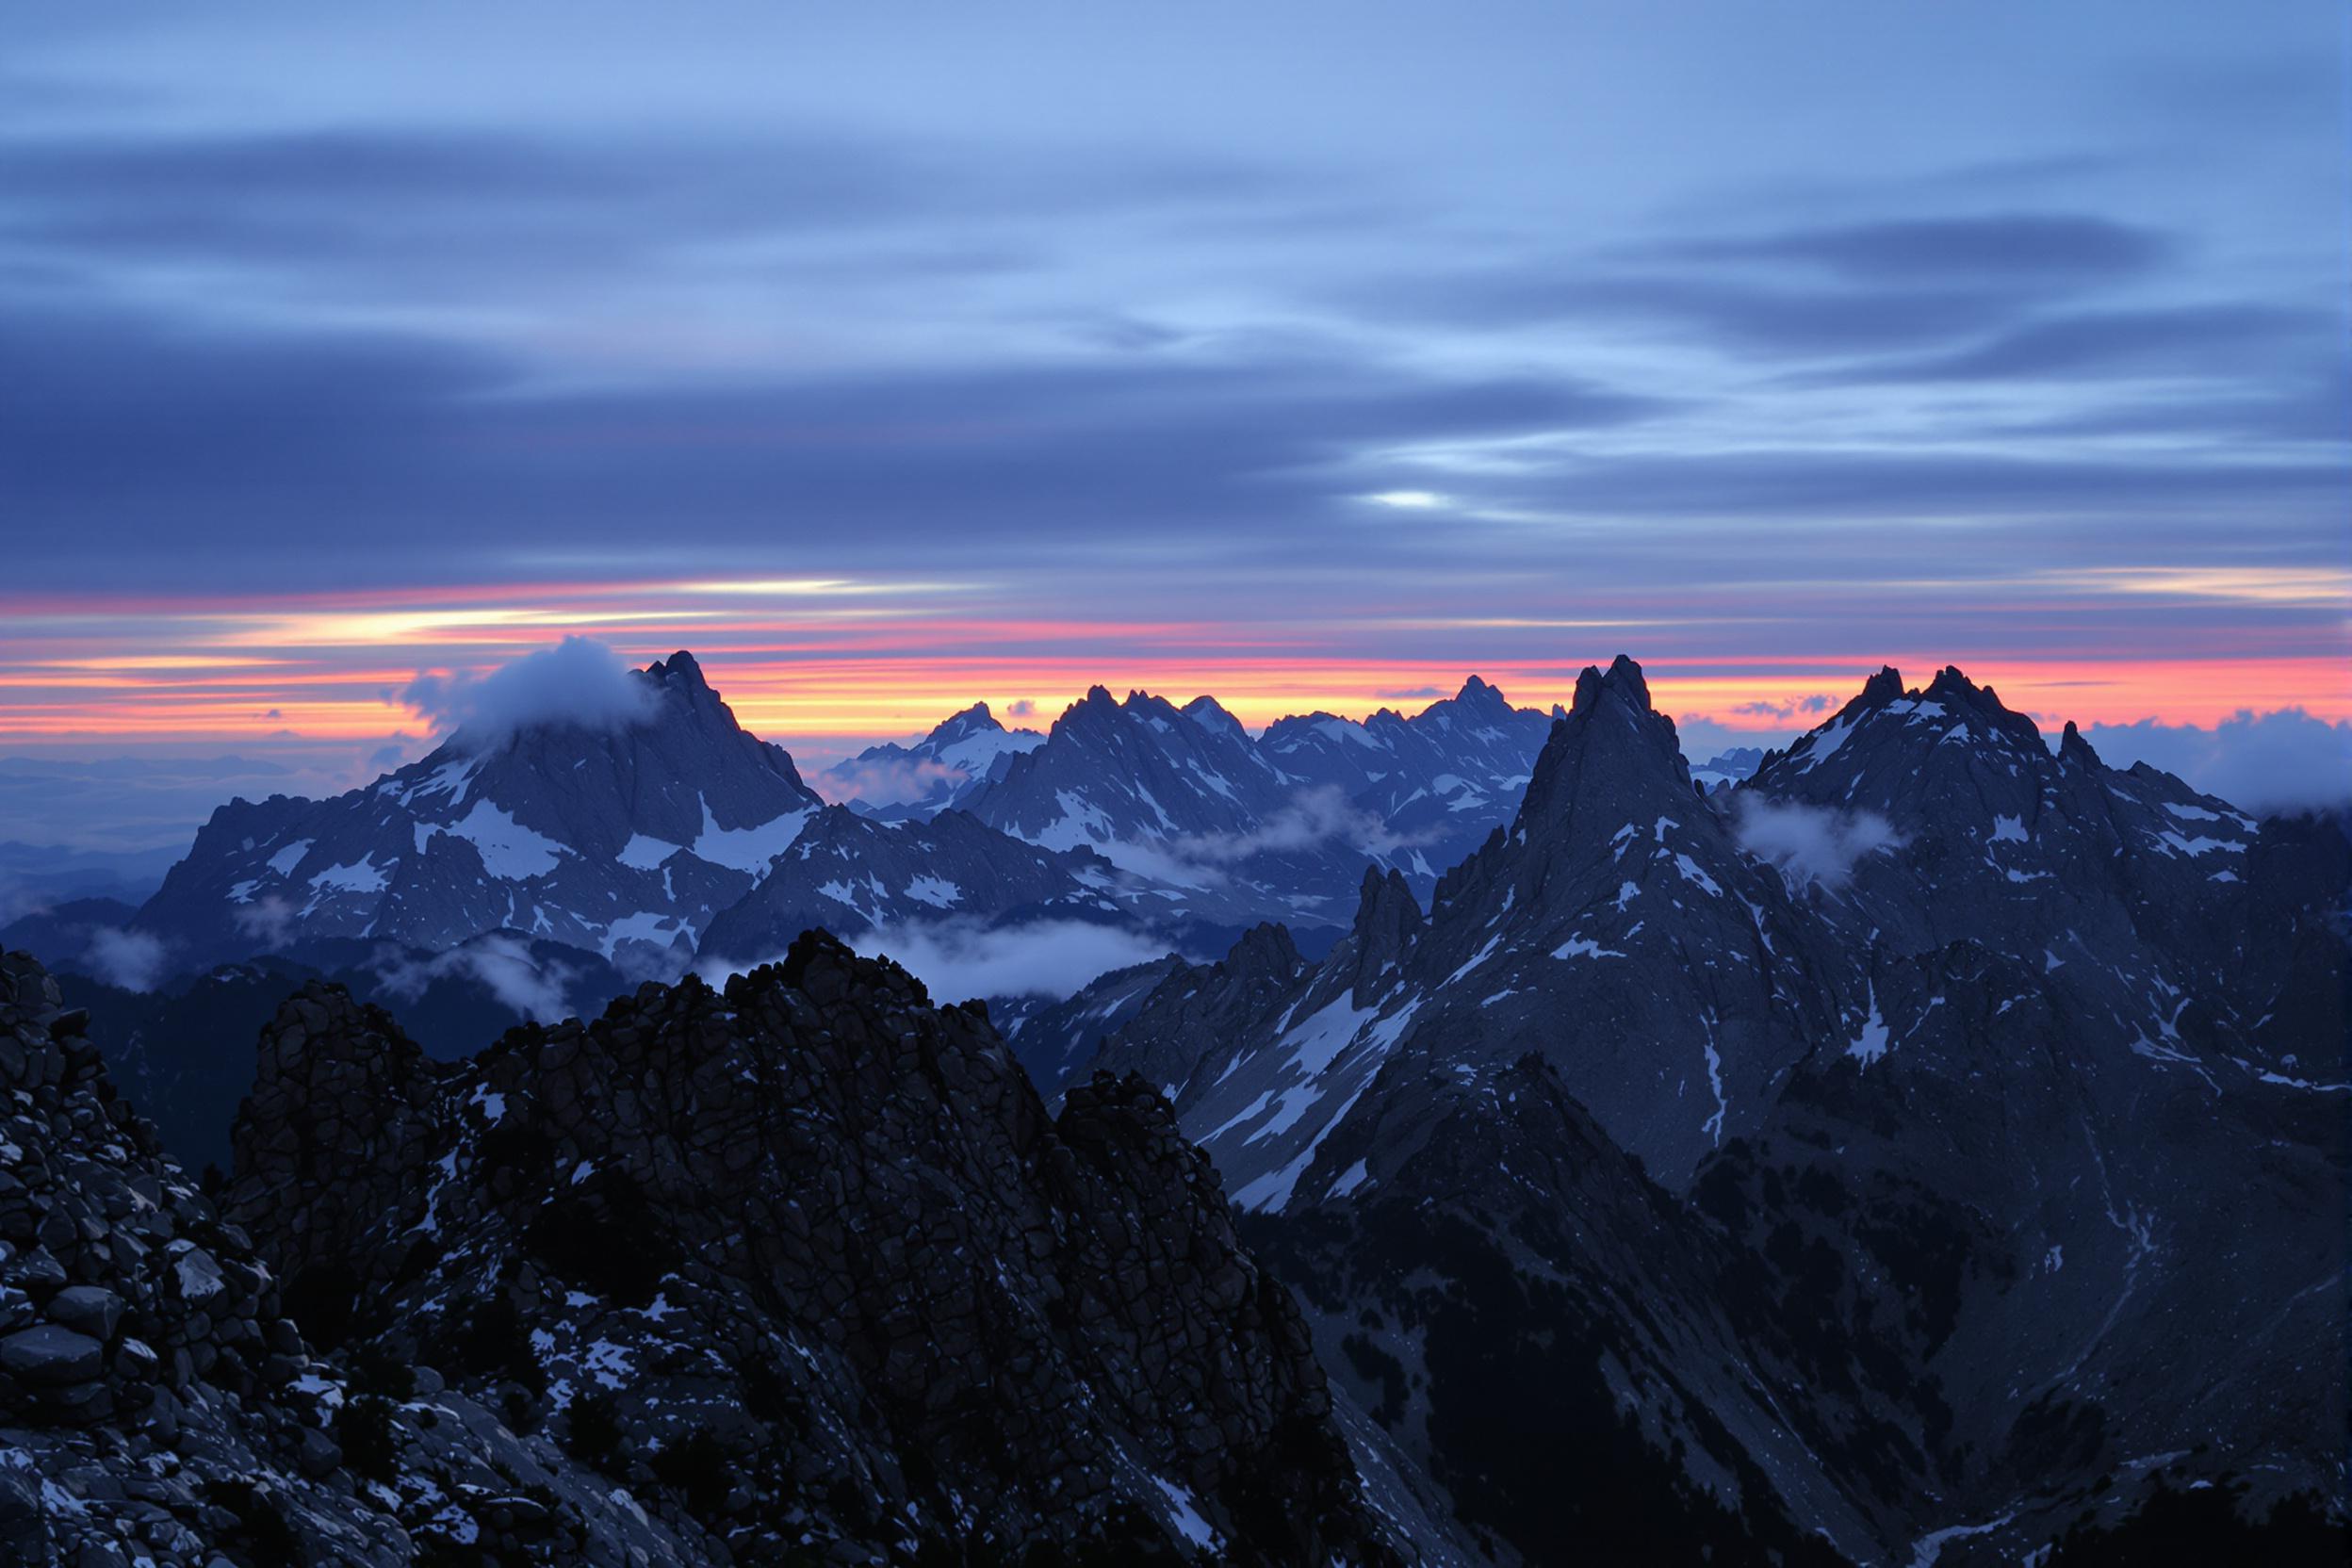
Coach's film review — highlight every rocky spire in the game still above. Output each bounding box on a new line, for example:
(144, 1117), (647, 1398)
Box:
(1858, 664), (1906, 707)
(1226, 921), (1305, 988)
(1348, 866), (1424, 1000)
(1522, 655), (1686, 829)
(2059, 718), (2103, 772)
(643, 648), (709, 692)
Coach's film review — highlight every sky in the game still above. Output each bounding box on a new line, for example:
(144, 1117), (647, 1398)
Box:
(2, 2), (2346, 843)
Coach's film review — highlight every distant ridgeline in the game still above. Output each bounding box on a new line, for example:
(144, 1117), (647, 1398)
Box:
(0, 651), (2343, 1564)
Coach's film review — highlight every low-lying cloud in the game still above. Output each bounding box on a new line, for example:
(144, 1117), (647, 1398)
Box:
(2077, 709), (2352, 818)
(816, 755), (971, 808)
(398, 636), (656, 751)
(85, 926), (169, 992)
(1176, 785), (1416, 865)
(1731, 796), (1905, 891)
(1069, 786), (1435, 894)
(1731, 694), (1834, 722)
(849, 918), (1174, 1003)
(232, 896), (298, 950)
(370, 933), (579, 1023)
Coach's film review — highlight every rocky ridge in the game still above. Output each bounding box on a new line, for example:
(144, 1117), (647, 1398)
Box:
(223, 932), (1402, 1565)
(0, 939), (1405, 1565)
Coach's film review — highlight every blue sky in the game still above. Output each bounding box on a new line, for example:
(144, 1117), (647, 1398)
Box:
(0, 3), (2345, 808)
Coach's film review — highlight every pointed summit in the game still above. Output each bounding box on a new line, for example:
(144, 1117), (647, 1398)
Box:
(1568, 654), (1657, 720)
(1183, 694), (1250, 742)
(1453, 673), (1511, 713)
(1518, 656), (1690, 833)
(1227, 922), (1305, 987)
(2059, 719), (2103, 771)
(1858, 665), (1905, 707)
(1348, 866), (1423, 1000)
(646, 649), (710, 692)
(931, 701), (1003, 740)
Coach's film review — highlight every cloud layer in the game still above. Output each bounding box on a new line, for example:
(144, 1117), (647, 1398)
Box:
(399, 637), (656, 750)
(84, 927), (169, 992)
(2081, 709), (2352, 817)
(851, 919), (1174, 1003)
(369, 933), (580, 1023)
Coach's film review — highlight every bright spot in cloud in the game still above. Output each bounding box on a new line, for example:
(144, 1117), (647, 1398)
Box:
(1364, 490), (1446, 510)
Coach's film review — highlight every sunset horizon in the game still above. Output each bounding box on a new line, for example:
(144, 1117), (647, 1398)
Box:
(1, 7), (2344, 1563)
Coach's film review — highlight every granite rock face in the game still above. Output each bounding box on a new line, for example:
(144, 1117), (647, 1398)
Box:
(225, 932), (1400, 1565)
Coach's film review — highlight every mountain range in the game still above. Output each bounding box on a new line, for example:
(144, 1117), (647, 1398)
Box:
(1, 649), (2342, 1564)
(1070, 656), (2348, 1562)
(84, 654), (1567, 999)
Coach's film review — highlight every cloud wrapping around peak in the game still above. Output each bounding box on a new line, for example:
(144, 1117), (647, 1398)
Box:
(850, 918), (1173, 1002)
(1730, 795), (1905, 891)
(399, 636), (655, 750)
(2079, 708), (2352, 817)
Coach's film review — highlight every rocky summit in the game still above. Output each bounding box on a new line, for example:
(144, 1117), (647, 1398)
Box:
(131, 652), (827, 981)
(0, 939), (1397, 1566)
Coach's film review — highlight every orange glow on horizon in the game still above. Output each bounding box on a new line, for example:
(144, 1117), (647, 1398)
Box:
(2, 578), (2344, 750)
(2, 652), (2344, 748)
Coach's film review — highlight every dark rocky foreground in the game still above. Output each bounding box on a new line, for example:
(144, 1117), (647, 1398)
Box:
(0, 939), (1397, 1566)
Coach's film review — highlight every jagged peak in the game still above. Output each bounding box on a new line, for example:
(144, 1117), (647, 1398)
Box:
(1569, 654), (1655, 719)
(1061, 684), (1122, 724)
(1182, 694), (1249, 740)
(1512, 655), (1690, 836)
(1353, 864), (1423, 935)
(2059, 719), (2104, 772)
(1224, 921), (1304, 984)
(1923, 664), (1984, 703)
(933, 701), (1002, 737)
(645, 648), (710, 692)
(1453, 673), (1510, 710)
(1858, 665), (1905, 707)
(1348, 867), (1423, 1001)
